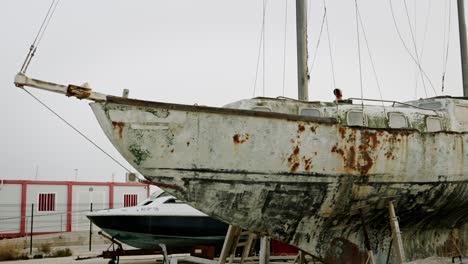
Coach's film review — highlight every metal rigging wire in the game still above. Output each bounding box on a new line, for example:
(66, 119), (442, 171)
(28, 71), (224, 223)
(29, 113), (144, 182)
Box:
(308, 4), (327, 75)
(22, 89), (133, 173)
(413, 0), (432, 98)
(252, 0), (269, 97)
(356, 4), (386, 113)
(441, 0), (452, 93)
(20, 0), (61, 74)
(403, 0), (432, 97)
(355, 0), (365, 121)
(16, 1), (135, 177)
(389, 0), (437, 97)
(324, 0), (337, 90)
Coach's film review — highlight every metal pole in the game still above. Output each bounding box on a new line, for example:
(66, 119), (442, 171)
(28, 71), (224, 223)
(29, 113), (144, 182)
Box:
(259, 236), (270, 264)
(29, 203), (34, 255)
(388, 201), (405, 263)
(359, 210), (375, 264)
(89, 202), (93, 251)
(458, 0), (468, 96)
(296, 0), (309, 101)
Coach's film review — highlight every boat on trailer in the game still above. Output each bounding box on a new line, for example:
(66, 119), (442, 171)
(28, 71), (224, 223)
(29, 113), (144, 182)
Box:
(87, 192), (228, 250)
(13, 0), (468, 263)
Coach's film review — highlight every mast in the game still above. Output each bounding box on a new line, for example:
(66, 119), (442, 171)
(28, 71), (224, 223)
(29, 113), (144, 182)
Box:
(459, 0), (468, 96)
(296, 0), (309, 101)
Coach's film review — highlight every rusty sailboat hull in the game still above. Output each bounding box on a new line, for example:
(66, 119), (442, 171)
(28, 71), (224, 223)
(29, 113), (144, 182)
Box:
(90, 96), (468, 262)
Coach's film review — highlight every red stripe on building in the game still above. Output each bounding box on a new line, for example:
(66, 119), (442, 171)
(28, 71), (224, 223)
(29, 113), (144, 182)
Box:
(19, 182), (27, 236)
(109, 183), (114, 209)
(2, 180), (148, 187)
(39, 194), (42, 211)
(67, 183), (72, 232)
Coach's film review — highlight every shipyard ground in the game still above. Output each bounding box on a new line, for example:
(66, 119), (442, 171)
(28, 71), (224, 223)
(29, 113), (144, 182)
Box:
(0, 241), (465, 264)
(1, 233), (465, 263)
(0, 254), (464, 264)
(0, 255), (162, 264)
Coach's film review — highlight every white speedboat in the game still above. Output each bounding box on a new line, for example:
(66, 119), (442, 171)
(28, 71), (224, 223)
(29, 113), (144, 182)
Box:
(87, 192), (228, 249)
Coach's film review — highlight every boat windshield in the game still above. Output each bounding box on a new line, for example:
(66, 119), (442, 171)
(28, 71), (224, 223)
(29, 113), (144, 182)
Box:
(164, 198), (184, 204)
(142, 200), (153, 206)
(155, 192), (172, 198)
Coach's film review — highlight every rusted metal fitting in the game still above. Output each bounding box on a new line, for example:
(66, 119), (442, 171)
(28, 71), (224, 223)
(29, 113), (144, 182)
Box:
(66, 85), (92, 99)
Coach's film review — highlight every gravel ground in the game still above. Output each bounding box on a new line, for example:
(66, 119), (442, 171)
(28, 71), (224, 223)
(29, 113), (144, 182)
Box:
(0, 255), (164, 264)
(1, 243), (166, 264)
(2, 242), (465, 264)
(2, 255), (465, 264)
(406, 256), (464, 264)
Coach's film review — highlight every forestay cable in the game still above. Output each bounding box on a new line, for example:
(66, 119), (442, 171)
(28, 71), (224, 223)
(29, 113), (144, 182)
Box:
(19, 1), (135, 175)
(22, 89), (133, 173)
(20, 0), (61, 74)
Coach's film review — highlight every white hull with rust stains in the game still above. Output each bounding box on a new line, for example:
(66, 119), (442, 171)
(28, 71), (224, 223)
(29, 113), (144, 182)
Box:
(90, 96), (468, 263)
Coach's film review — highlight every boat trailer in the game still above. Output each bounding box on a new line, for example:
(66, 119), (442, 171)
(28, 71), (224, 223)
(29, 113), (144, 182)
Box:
(76, 231), (218, 264)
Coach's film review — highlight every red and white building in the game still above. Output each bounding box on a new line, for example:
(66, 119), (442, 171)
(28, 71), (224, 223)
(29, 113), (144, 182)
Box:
(0, 180), (150, 238)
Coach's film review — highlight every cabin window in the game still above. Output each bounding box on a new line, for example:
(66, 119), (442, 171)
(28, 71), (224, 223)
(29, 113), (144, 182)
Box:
(300, 108), (321, 117)
(347, 110), (367, 126)
(164, 198), (176, 204)
(388, 113), (408, 128)
(454, 105), (468, 123)
(164, 198), (183, 204)
(38, 193), (56, 212)
(123, 194), (138, 207)
(142, 200), (153, 206)
(426, 117), (442, 132)
(419, 102), (442, 110)
(251, 107), (271, 112)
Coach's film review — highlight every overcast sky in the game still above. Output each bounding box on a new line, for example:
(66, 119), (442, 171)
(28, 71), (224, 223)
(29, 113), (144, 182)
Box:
(1, 0), (465, 182)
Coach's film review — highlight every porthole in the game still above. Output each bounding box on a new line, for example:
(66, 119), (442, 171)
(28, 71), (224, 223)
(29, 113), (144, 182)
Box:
(347, 110), (367, 126)
(388, 113), (408, 128)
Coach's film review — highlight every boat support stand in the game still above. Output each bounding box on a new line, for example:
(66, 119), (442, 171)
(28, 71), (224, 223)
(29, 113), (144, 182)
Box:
(218, 225), (258, 264)
(388, 201), (406, 264)
(94, 231), (176, 264)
